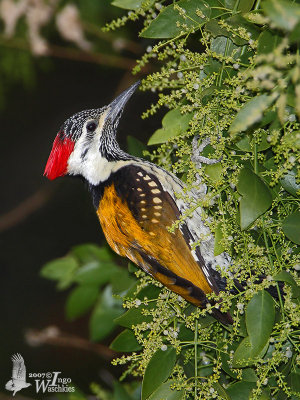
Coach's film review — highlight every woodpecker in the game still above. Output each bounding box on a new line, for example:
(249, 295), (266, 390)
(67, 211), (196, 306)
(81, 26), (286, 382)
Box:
(44, 82), (233, 325)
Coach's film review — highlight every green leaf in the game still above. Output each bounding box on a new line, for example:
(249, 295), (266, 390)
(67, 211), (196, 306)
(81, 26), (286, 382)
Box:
(111, 0), (143, 10)
(115, 285), (160, 328)
(141, 0), (210, 39)
(89, 286), (123, 341)
(281, 169), (300, 197)
(148, 380), (184, 400)
(40, 256), (78, 289)
(238, 0), (255, 12)
(89, 300), (122, 341)
(260, 110), (278, 128)
(290, 20), (300, 43)
(142, 347), (176, 400)
(212, 382), (231, 400)
(232, 337), (257, 367)
(204, 59), (222, 75)
(205, 20), (228, 38)
(227, 381), (256, 400)
(74, 261), (118, 285)
(198, 314), (216, 328)
(113, 381), (133, 400)
(242, 368), (258, 382)
(66, 285), (99, 320)
(257, 31), (282, 55)
(128, 262), (138, 273)
(205, 162), (223, 183)
(126, 284), (161, 301)
(214, 223), (226, 256)
(220, 350), (239, 378)
(177, 324), (194, 341)
(127, 135), (147, 158)
(274, 270), (298, 286)
(282, 130), (300, 149)
(110, 329), (142, 352)
(114, 304), (155, 328)
(246, 291), (275, 353)
(229, 94), (276, 135)
(287, 372), (300, 397)
(257, 390), (271, 400)
(90, 306), (121, 341)
(282, 211), (300, 244)
(221, 346), (257, 382)
(273, 271), (300, 297)
(72, 244), (114, 263)
(236, 132), (271, 152)
(211, 36), (242, 59)
(148, 109), (192, 145)
(233, 338), (269, 368)
(233, 320), (271, 367)
(111, 268), (135, 294)
(102, 284), (123, 309)
(263, 0), (300, 31)
(237, 168), (273, 230)
(227, 15), (259, 44)
(206, 15), (258, 45)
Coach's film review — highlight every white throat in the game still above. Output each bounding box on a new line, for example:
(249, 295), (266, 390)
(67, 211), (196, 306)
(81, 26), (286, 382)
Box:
(67, 110), (118, 185)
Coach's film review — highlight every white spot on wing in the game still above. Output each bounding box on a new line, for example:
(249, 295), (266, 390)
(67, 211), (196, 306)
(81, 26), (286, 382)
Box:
(151, 189), (161, 194)
(148, 181), (157, 187)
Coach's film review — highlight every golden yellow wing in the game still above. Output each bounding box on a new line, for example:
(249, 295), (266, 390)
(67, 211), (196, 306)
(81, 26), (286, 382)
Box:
(95, 164), (232, 324)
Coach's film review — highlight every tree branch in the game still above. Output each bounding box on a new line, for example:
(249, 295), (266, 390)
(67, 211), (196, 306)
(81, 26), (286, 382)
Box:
(0, 186), (54, 232)
(25, 326), (116, 360)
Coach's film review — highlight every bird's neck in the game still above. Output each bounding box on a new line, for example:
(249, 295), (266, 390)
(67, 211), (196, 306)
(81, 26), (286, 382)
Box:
(87, 157), (135, 207)
(80, 144), (131, 185)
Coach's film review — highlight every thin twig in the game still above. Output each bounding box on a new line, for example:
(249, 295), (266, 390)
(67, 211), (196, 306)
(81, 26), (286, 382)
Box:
(83, 22), (142, 55)
(0, 186), (54, 232)
(25, 326), (116, 360)
(48, 44), (136, 70)
(0, 36), (139, 70)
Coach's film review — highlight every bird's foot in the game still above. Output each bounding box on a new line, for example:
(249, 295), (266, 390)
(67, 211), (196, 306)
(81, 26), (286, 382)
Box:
(191, 136), (222, 166)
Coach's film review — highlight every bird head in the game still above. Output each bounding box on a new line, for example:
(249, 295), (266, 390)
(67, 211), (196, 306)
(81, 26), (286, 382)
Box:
(44, 81), (140, 185)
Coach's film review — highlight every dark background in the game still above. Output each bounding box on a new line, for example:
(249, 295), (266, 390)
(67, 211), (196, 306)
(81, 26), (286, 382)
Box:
(0, 56), (159, 397)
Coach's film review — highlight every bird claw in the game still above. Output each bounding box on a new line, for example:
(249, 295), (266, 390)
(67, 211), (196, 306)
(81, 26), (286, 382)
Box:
(191, 136), (222, 166)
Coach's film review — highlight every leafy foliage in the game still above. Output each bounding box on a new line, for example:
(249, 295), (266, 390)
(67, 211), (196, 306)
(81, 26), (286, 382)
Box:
(40, 243), (134, 340)
(36, 0), (300, 399)
(105, 0), (300, 399)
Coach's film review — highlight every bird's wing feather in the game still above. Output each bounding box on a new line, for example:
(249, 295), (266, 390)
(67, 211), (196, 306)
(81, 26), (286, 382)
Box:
(11, 354), (26, 381)
(97, 165), (232, 324)
(98, 165), (220, 297)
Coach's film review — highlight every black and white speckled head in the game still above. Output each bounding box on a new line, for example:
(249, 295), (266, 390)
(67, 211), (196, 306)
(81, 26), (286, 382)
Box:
(62, 108), (103, 142)
(44, 81), (139, 184)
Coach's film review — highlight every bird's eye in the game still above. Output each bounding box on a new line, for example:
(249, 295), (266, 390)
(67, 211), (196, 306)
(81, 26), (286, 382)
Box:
(86, 121), (97, 132)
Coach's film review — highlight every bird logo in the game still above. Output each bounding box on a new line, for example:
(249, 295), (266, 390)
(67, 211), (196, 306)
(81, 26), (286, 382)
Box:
(5, 354), (31, 396)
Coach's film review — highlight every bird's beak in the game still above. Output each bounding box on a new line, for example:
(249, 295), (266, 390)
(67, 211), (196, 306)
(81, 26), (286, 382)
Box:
(106, 81), (140, 124)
